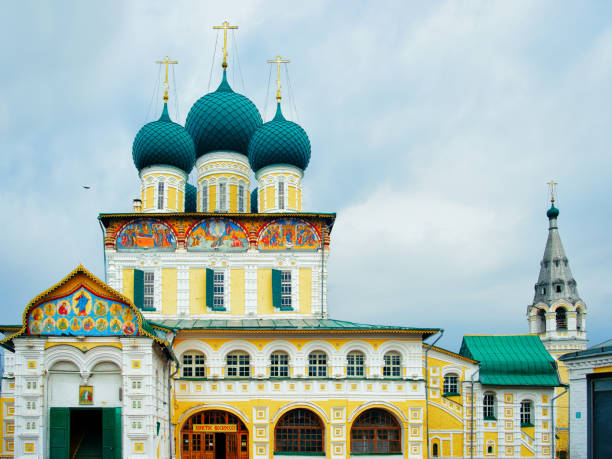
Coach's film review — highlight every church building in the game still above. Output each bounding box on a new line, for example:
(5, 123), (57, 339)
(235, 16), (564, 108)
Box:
(0, 22), (586, 459)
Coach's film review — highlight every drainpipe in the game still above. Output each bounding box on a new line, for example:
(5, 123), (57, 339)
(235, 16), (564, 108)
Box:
(168, 332), (179, 459)
(423, 329), (443, 459)
(470, 366), (481, 459)
(551, 385), (568, 459)
(97, 218), (108, 283)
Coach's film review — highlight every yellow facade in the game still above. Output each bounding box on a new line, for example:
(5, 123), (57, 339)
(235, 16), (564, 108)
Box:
(265, 186), (274, 212)
(162, 268), (177, 315)
(189, 268), (206, 314)
(299, 268), (312, 313)
(257, 269), (273, 315)
(288, 186), (297, 209)
(143, 186), (154, 209)
(230, 269), (245, 315)
(122, 268), (134, 302)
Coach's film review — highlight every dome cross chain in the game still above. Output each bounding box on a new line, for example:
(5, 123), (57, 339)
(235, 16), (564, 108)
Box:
(213, 21), (238, 69)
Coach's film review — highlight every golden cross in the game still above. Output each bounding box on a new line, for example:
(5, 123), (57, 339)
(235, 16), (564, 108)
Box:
(267, 55), (290, 101)
(155, 56), (178, 103)
(213, 21), (238, 69)
(547, 180), (558, 203)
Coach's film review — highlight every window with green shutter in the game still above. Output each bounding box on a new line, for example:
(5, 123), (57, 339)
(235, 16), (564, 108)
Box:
(272, 269), (293, 311)
(133, 269), (144, 309)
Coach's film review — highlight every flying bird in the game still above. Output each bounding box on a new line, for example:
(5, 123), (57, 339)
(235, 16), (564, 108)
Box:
(82, 186), (91, 190)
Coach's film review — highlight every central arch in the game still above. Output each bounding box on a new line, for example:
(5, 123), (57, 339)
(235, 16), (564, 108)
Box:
(180, 409), (249, 459)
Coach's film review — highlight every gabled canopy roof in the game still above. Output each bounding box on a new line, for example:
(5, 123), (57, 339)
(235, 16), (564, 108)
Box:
(0, 265), (172, 352)
(459, 335), (561, 387)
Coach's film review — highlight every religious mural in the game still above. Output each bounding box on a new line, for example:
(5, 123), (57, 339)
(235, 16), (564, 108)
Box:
(186, 219), (248, 252)
(116, 219), (176, 251)
(27, 287), (139, 336)
(258, 219), (319, 251)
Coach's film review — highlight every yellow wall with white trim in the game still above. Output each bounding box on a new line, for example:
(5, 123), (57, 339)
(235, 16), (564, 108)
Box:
(189, 268), (205, 314)
(258, 269), (273, 315)
(299, 268), (312, 313)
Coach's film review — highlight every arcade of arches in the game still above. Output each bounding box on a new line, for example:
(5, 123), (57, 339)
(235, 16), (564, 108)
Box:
(179, 407), (402, 458)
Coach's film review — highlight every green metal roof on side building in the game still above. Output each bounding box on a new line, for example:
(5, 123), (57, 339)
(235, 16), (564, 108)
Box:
(459, 335), (561, 387)
(149, 318), (439, 337)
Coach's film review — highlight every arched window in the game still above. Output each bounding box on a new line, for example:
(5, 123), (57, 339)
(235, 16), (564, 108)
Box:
(556, 307), (567, 330)
(238, 182), (245, 212)
(275, 409), (324, 453)
(226, 351), (250, 378)
(520, 400), (532, 426)
(270, 352), (289, 378)
(182, 352), (205, 378)
(351, 408), (401, 454)
(308, 351), (327, 377)
(483, 393), (496, 419)
(383, 352), (401, 378)
(347, 351), (365, 377)
(432, 441), (439, 457)
(278, 180), (285, 210)
(201, 182), (208, 212)
(576, 309), (583, 332)
(443, 374), (459, 395)
(157, 181), (165, 210)
(537, 308), (546, 333)
(218, 180), (227, 212)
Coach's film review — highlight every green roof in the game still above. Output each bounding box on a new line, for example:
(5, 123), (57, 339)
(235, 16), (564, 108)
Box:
(248, 102), (311, 171)
(459, 335), (561, 387)
(149, 318), (438, 336)
(185, 70), (262, 158)
(132, 102), (196, 173)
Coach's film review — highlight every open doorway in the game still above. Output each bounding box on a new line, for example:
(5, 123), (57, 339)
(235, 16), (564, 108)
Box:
(70, 408), (102, 458)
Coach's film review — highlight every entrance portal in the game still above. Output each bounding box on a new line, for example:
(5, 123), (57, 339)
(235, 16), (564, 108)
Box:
(49, 407), (121, 459)
(181, 410), (248, 459)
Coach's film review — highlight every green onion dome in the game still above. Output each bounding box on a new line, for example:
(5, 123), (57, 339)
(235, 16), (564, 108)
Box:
(185, 70), (263, 158)
(132, 104), (196, 174)
(251, 188), (258, 213)
(547, 204), (559, 219)
(248, 103), (311, 172)
(184, 183), (197, 212)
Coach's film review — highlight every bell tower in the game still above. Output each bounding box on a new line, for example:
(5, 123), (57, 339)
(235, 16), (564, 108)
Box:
(526, 183), (587, 356)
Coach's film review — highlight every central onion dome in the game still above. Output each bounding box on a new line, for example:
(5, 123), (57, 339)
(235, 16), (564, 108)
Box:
(248, 103), (311, 171)
(132, 104), (196, 173)
(185, 71), (263, 158)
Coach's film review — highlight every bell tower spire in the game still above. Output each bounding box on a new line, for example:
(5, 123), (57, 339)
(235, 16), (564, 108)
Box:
(527, 183), (587, 355)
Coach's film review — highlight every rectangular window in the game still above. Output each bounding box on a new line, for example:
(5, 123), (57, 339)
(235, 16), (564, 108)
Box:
(213, 271), (224, 309)
(143, 272), (154, 309)
(278, 181), (285, 209)
(218, 183), (227, 211)
(157, 182), (165, 210)
(238, 183), (244, 212)
(308, 352), (327, 377)
(347, 352), (365, 377)
(202, 184), (208, 212)
(227, 353), (250, 378)
(383, 353), (401, 378)
(270, 353), (289, 378)
(443, 375), (459, 395)
(483, 394), (496, 419)
(281, 271), (292, 309)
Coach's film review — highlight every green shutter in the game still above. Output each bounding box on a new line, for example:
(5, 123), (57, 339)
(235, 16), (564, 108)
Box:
(133, 269), (144, 309)
(49, 407), (70, 459)
(272, 269), (282, 309)
(205, 268), (214, 308)
(102, 407), (122, 459)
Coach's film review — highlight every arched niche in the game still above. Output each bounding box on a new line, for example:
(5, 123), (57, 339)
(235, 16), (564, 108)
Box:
(115, 219), (177, 251)
(258, 218), (319, 251)
(186, 218), (249, 252)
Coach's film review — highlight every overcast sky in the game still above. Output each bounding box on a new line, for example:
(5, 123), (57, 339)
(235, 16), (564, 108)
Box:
(1, 1), (611, 351)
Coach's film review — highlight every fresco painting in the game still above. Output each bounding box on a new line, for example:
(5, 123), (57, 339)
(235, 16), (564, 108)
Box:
(116, 219), (176, 251)
(186, 219), (248, 252)
(258, 219), (319, 251)
(27, 287), (138, 336)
